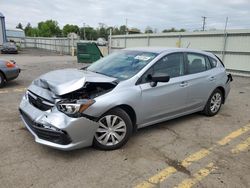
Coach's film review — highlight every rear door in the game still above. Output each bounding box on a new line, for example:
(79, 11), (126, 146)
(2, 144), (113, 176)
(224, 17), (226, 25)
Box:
(184, 53), (217, 110)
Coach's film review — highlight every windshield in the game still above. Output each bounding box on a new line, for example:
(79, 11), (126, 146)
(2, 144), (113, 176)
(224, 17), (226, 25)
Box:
(87, 50), (158, 80)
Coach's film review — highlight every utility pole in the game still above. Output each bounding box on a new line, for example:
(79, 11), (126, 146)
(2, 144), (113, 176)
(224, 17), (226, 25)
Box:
(224, 16), (228, 32)
(222, 16), (229, 61)
(125, 18), (128, 35)
(202, 16), (207, 31)
(83, 22), (86, 40)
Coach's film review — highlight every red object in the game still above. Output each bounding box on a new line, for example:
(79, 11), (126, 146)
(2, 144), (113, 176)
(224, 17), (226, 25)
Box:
(5, 61), (16, 68)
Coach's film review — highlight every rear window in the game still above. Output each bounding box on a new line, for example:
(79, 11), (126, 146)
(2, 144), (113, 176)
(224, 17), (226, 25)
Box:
(214, 55), (225, 67)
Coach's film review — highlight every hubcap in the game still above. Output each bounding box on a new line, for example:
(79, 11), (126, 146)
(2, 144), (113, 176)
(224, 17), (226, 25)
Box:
(210, 92), (222, 113)
(95, 115), (127, 146)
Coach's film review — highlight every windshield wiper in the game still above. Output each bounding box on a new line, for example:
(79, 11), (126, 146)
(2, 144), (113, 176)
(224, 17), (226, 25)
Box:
(92, 71), (109, 76)
(80, 65), (89, 70)
(91, 70), (118, 78)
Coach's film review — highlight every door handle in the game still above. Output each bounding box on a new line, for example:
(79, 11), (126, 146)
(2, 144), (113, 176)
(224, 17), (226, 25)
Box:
(180, 81), (188, 87)
(209, 76), (216, 81)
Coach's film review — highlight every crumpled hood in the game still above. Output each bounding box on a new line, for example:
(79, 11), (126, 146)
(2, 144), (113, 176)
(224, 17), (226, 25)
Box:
(31, 68), (117, 95)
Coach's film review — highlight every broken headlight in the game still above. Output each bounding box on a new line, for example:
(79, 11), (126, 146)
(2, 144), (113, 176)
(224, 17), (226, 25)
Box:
(56, 99), (95, 117)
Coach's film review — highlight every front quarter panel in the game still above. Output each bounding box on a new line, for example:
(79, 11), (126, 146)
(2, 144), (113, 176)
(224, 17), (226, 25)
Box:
(83, 82), (142, 121)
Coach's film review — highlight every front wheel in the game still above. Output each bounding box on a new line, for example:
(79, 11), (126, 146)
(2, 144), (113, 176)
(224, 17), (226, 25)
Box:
(93, 108), (133, 150)
(203, 89), (223, 116)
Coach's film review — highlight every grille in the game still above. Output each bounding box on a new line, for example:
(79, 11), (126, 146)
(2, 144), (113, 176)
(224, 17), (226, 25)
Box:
(19, 109), (71, 145)
(28, 92), (53, 111)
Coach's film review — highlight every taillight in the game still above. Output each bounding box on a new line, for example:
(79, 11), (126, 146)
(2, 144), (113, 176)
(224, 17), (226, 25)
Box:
(5, 61), (16, 68)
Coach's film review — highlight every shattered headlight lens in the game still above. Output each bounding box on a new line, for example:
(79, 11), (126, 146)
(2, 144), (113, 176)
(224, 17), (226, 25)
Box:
(56, 99), (95, 117)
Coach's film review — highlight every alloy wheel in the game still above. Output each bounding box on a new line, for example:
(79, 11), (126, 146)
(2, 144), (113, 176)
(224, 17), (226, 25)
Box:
(95, 115), (127, 146)
(210, 92), (222, 113)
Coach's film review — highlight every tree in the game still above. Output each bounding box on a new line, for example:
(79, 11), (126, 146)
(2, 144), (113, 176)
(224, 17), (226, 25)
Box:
(162, 27), (186, 33)
(62, 24), (80, 37)
(145, 26), (153, 34)
(119, 25), (127, 34)
(37, 20), (61, 37)
(80, 27), (98, 40)
(112, 27), (120, 35)
(24, 23), (32, 36)
(104, 26), (121, 36)
(24, 23), (38, 37)
(98, 26), (108, 39)
(16, 23), (23, 30)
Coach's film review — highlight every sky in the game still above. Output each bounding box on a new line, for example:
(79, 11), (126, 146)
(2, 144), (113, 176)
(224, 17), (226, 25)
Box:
(1, 0), (250, 32)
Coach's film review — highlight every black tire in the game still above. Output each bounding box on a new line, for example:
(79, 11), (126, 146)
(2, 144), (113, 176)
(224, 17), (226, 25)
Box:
(203, 88), (223, 116)
(93, 108), (133, 150)
(0, 72), (5, 88)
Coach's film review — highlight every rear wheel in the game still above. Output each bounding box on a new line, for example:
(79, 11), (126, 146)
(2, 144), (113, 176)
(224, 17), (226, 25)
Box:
(93, 108), (133, 150)
(203, 89), (223, 116)
(0, 72), (5, 88)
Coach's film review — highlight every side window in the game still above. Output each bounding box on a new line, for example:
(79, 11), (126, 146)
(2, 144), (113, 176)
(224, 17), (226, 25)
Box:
(205, 56), (212, 70)
(140, 53), (185, 84)
(208, 57), (218, 68)
(153, 53), (185, 78)
(187, 53), (207, 74)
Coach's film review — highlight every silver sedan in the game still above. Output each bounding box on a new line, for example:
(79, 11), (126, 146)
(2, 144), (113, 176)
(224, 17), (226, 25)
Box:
(19, 47), (232, 150)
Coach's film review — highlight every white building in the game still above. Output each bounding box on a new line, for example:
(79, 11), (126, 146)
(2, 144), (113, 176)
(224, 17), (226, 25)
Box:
(0, 12), (7, 46)
(6, 28), (25, 43)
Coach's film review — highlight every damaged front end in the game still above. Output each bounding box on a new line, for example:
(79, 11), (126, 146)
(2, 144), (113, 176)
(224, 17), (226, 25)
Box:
(28, 68), (118, 117)
(56, 82), (117, 118)
(19, 68), (118, 150)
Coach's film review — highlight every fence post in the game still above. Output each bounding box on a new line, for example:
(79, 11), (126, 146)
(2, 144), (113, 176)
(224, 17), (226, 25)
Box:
(34, 38), (37, 48)
(24, 37), (27, 48)
(68, 38), (70, 55)
(124, 35), (127, 48)
(71, 35), (74, 56)
(50, 39), (52, 51)
(147, 34), (150, 46)
(60, 39), (63, 55)
(54, 38), (56, 52)
(108, 28), (112, 54)
(222, 32), (228, 62)
(177, 35), (182, 48)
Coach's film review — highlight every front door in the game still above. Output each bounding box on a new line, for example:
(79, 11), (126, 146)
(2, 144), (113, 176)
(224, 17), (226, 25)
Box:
(138, 52), (189, 126)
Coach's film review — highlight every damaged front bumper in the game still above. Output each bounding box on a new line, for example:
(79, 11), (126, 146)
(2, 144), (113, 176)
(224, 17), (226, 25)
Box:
(223, 73), (232, 103)
(19, 94), (99, 151)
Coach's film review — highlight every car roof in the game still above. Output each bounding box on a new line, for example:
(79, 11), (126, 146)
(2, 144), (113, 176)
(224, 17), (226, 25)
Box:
(123, 47), (214, 56)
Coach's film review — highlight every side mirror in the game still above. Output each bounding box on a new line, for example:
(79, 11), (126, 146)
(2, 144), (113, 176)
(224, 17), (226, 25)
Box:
(148, 73), (170, 87)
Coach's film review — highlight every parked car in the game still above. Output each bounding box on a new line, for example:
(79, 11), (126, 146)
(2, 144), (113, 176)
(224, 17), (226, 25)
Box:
(1, 42), (18, 54)
(0, 60), (21, 87)
(19, 47), (232, 151)
(96, 37), (107, 46)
